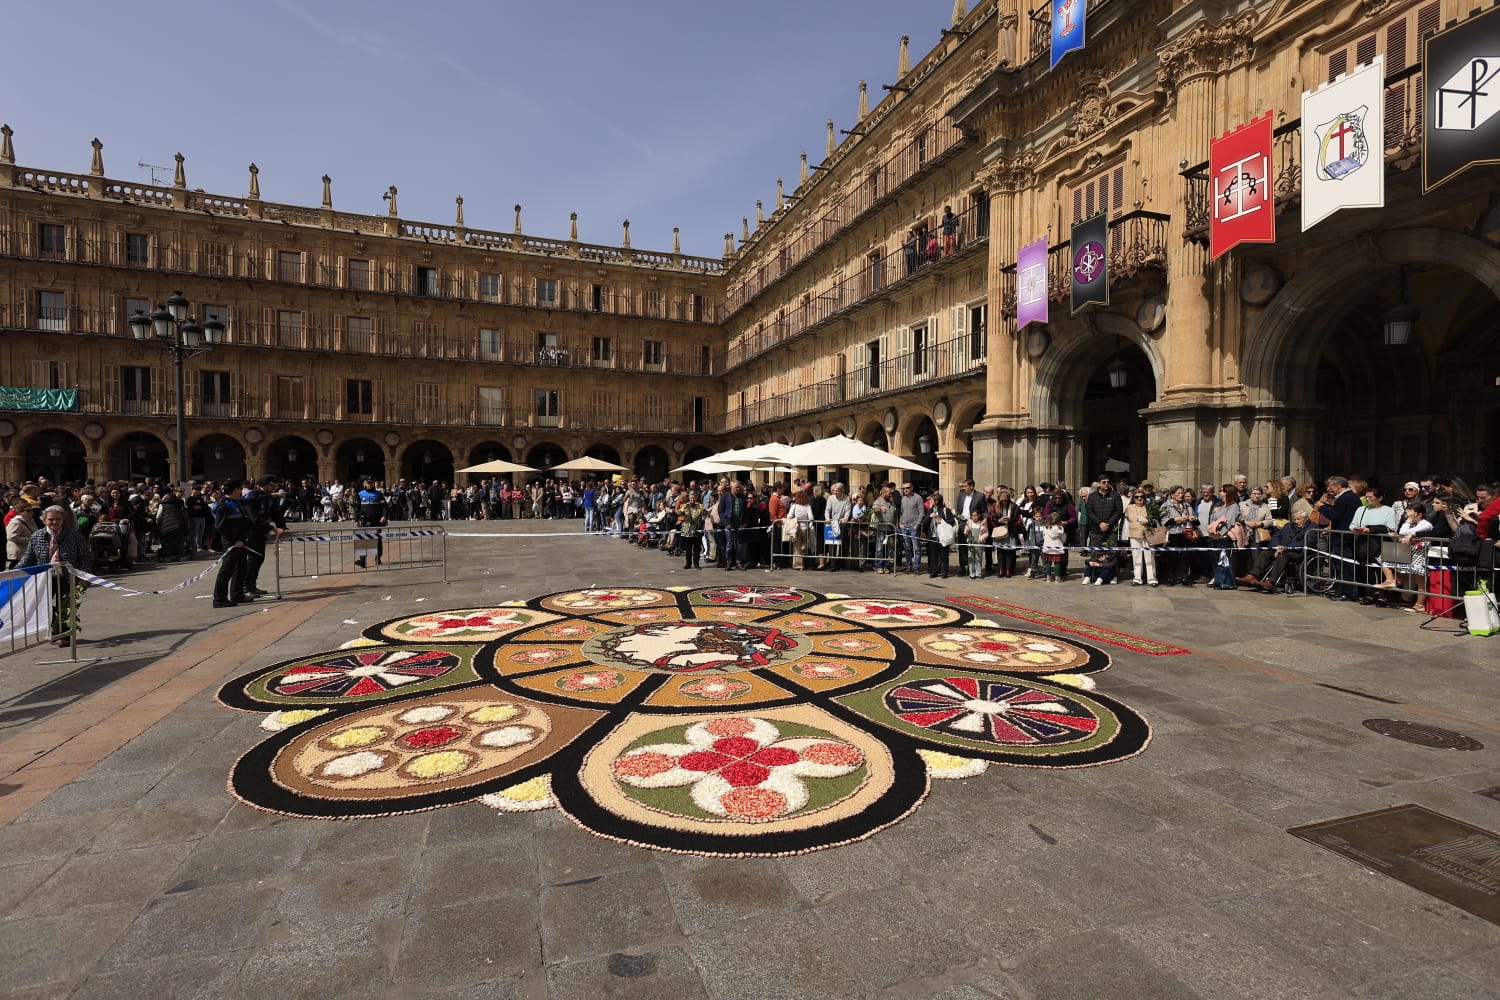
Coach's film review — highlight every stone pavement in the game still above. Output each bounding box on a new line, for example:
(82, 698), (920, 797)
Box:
(1, 519), (1497, 999)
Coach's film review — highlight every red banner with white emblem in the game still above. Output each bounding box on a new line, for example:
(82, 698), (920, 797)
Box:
(1209, 111), (1275, 260)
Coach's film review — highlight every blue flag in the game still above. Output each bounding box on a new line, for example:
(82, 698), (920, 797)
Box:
(1051, 0), (1086, 69)
(0, 565), (53, 643)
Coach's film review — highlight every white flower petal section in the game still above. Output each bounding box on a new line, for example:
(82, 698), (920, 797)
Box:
(398, 706), (456, 724)
(321, 750), (386, 778)
(477, 725), (538, 749)
(689, 772), (735, 816)
(259, 708), (331, 732)
(480, 776), (555, 813)
(969, 619), (1000, 628)
(1041, 673), (1097, 691)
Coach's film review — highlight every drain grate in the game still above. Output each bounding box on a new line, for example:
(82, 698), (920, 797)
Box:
(1363, 718), (1484, 751)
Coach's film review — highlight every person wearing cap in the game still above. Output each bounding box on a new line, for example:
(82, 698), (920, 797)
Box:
(355, 476), (387, 568)
(241, 475), (290, 597)
(212, 480), (255, 607)
(6, 498), (37, 569)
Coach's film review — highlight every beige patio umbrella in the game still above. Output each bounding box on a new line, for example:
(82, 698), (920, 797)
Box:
(551, 455), (631, 473)
(456, 459), (540, 475)
(781, 434), (933, 476)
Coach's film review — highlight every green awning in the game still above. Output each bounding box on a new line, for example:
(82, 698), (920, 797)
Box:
(0, 387), (79, 411)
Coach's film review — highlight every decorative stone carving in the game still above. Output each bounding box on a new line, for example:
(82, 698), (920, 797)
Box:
(986, 151), (1041, 192)
(1072, 78), (1114, 141)
(1156, 12), (1259, 104)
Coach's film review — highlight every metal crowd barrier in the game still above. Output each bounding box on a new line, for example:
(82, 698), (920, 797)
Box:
(1303, 527), (1497, 621)
(0, 563), (84, 663)
(272, 527), (449, 598)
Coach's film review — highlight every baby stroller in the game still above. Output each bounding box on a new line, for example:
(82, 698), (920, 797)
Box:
(89, 520), (130, 572)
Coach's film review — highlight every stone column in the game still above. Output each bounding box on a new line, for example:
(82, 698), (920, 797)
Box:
(936, 449), (967, 499)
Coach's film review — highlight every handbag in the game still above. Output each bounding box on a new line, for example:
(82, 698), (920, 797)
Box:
(780, 515), (800, 537)
(934, 519), (957, 548)
(1254, 527), (1273, 544)
(1145, 526), (1169, 546)
(994, 523), (1010, 540)
(1228, 522), (1250, 548)
(1181, 524), (1200, 542)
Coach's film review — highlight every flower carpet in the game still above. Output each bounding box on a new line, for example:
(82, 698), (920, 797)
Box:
(218, 586), (1151, 856)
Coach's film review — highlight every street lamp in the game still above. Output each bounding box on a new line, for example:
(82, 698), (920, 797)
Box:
(129, 290), (224, 486)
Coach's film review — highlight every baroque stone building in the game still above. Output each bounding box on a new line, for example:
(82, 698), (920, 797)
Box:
(5, 0), (1500, 493)
(0, 140), (725, 486)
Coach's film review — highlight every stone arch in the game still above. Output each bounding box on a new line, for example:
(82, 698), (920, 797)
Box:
(338, 436), (386, 483)
(526, 440), (568, 472)
(1244, 228), (1500, 405)
(266, 435), (319, 482)
(1029, 312), (1166, 429)
(465, 441), (514, 467)
(682, 445), (714, 466)
(584, 443), (621, 465)
(857, 419), (888, 451)
(189, 432), (247, 482)
(402, 439), (456, 484)
(20, 428), (88, 483)
(634, 444), (670, 483)
(109, 430), (169, 482)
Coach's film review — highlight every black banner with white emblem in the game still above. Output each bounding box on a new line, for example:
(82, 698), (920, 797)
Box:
(1070, 212), (1109, 315)
(1424, 6), (1500, 192)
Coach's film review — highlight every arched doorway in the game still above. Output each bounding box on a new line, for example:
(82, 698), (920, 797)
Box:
(948, 397), (988, 487)
(403, 440), (455, 485)
(267, 435), (318, 482)
(110, 431), (169, 482)
(585, 443), (621, 465)
(905, 417), (940, 491)
(682, 445), (714, 466)
(465, 441), (513, 468)
(23, 429), (87, 484)
(634, 444), (669, 483)
(1245, 229), (1500, 486)
(527, 442), (566, 475)
(190, 433), (246, 482)
(1080, 347), (1155, 484)
(337, 437), (384, 484)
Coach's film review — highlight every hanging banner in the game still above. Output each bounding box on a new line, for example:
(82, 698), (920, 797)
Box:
(1016, 236), (1049, 330)
(1051, 0), (1086, 69)
(0, 566), (53, 643)
(0, 387), (78, 412)
(1424, 6), (1500, 192)
(1070, 212), (1109, 314)
(1210, 111), (1275, 260)
(1302, 56), (1385, 230)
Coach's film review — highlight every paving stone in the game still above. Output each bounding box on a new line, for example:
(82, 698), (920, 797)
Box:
(95, 882), (280, 971)
(0, 901), (142, 991)
(13, 842), (193, 917)
(0, 857), (65, 913)
(393, 893), (542, 986)
(807, 885), (977, 994)
(13, 768), (163, 821)
(72, 950), (250, 1000)
(409, 832), (538, 910)
(86, 797), (231, 852)
(775, 834), (901, 903)
(688, 906), (866, 1000)
(536, 821), (652, 884)
(296, 810), (430, 870)
(231, 920), (401, 999)
(546, 946), (709, 1000)
(541, 865), (679, 964)
(275, 855), (413, 934)
(164, 820), (320, 888)
(1003, 930), (1200, 1000)
(656, 855), (799, 934)
(0, 809), (124, 866)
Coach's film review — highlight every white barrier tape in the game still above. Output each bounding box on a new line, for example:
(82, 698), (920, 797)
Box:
(69, 554), (225, 597)
(282, 530), (445, 542)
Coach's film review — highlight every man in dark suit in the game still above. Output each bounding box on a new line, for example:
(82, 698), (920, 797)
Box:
(1319, 476), (1362, 600)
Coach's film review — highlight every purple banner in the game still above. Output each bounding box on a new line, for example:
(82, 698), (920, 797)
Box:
(1016, 236), (1049, 329)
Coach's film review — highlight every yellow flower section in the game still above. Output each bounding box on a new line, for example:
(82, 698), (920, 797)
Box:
(468, 705), (522, 723)
(498, 776), (550, 802)
(405, 751), (471, 779)
(327, 726), (386, 749)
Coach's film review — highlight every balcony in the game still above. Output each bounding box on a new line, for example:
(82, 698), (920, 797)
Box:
(725, 199), (990, 371)
(723, 331), (986, 432)
(1180, 63), (1423, 244)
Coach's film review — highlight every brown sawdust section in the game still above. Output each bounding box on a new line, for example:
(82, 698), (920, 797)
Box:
(0, 578), (357, 828)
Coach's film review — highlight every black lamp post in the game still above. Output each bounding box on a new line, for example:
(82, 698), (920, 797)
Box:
(128, 291), (225, 486)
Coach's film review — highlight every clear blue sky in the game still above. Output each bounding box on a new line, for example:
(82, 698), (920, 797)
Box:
(2, 0), (967, 259)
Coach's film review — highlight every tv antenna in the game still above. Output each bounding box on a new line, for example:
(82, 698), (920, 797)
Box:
(138, 159), (172, 184)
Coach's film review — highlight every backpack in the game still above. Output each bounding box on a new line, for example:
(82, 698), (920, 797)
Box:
(1449, 519), (1482, 566)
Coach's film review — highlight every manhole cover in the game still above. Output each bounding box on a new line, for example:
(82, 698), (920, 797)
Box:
(1362, 719), (1484, 751)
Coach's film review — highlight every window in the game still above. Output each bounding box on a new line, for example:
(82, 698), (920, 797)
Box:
(693, 396), (709, 434)
(591, 336), (613, 364)
(37, 223), (65, 260)
(32, 360), (66, 389)
(645, 290), (663, 317)
(37, 291), (66, 332)
(695, 344), (713, 375)
(479, 272), (501, 302)
(969, 302), (988, 361)
(477, 386), (503, 424)
(972, 190), (991, 240)
(1070, 163), (1126, 224)
(691, 293), (705, 323)
(275, 375), (305, 416)
(643, 340), (664, 368)
(346, 378), (373, 416)
(916, 129), (929, 168)
(645, 394), (664, 425)
(123, 297), (151, 330)
(202, 370), (232, 411)
(201, 240), (229, 276)
(868, 250), (884, 294)
(866, 339), (882, 390)
(277, 310), (304, 348)
(591, 392), (615, 423)
(416, 266), (438, 296)
(535, 389), (560, 425)
(1325, 2), (1437, 79)
(415, 381), (440, 421)
(277, 250), (303, 283)
(912, 324), (929, 376)
(479, 327), (503, 360)
(346, 258), (371, 290)
(536, 278), (558, 307)
(345, 316), (374, 353)
(122, 366), (152, 410)
(126, 232), (151, 267)
(590, 284), (604, 312)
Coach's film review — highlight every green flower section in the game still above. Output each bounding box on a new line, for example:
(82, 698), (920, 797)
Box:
(614, 719), (869, 822)
(835, 667), (1122, 758)
(237, 645), (482, 709)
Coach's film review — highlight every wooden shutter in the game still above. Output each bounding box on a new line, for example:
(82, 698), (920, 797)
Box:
(30, 360), (49, 388)
(101, 364), (120, 411)
(896, 325), (911, 381)
(927, 314), (940, 376)
(151, 366), (167, 412)
(229, 371), (243, 417)
(186, 369), (201, 416)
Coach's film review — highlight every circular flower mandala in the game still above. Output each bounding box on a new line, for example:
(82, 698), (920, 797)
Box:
(219, 587), (1150, 856)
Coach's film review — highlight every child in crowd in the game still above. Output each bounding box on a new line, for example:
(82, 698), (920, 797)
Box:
(965, 508), (989, 579)
(1041, 512), (1067, 582)
(1026, 507), (1047, 578)
(1084, 548), (1118, 586)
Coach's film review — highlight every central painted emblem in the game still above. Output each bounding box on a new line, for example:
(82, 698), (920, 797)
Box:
(1072, 240), (1105, 283)
(584, 621), (811, 674)
(1313, 105), (1370, 181)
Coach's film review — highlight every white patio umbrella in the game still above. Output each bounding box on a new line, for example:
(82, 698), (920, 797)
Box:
(551, 456), (631, 474)
(711, 442), (798, 470)
(781, 434), (933, 476)
(670, 460), (753, 475)
(456, 459), (540, 475)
